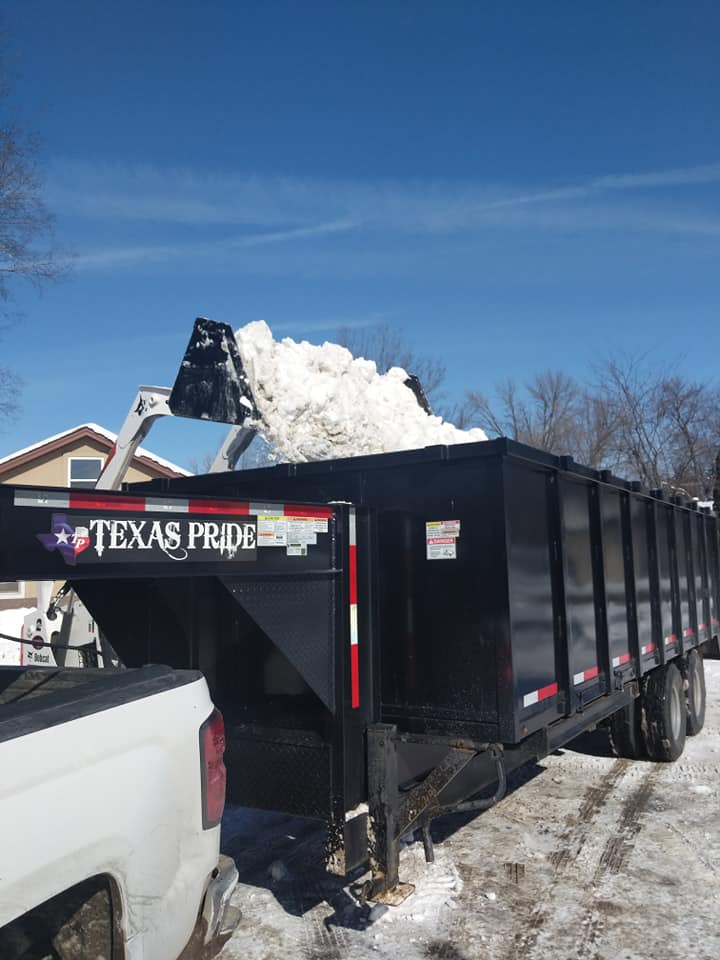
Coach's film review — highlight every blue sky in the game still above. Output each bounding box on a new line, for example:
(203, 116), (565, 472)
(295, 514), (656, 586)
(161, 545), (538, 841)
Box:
(2, 1), (719, 468)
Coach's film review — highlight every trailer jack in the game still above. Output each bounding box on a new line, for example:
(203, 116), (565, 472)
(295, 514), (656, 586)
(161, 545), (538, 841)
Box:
(362, 725), (505, 905)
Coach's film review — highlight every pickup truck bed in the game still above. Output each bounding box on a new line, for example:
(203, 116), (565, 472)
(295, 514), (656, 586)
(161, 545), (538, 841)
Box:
(0, 663), (202, 741)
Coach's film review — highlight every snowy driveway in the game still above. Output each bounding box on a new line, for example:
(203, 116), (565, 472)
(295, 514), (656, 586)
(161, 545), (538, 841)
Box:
(220, 661), (720, 960)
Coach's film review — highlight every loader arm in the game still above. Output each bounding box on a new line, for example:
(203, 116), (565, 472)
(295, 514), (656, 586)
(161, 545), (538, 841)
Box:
(96, 386), (174, 491)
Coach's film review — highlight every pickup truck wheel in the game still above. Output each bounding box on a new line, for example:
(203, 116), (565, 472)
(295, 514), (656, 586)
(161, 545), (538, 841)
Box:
(686, 649), (706, 736)
(642, 663), (686, 762)
(608, 698), (645, 759)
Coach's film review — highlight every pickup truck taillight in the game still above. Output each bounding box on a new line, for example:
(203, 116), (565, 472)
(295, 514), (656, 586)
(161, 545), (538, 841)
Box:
(199, 709), (227, 829)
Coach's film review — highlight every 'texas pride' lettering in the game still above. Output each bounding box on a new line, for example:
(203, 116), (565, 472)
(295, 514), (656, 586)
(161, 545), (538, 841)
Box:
(38, 513), (257, 565)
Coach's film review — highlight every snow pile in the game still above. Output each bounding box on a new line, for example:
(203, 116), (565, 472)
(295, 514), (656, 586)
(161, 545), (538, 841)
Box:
(0, 607), (31, 665)
(234, 321), (487, 463)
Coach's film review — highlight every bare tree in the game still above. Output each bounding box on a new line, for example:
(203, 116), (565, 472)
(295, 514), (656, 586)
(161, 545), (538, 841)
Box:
(596, 356), (720, 497)
(336, 322), (447, 404)
(0, 36), (67, 422)
(459, 370), (603, 458)
(0, 364), (19, 421)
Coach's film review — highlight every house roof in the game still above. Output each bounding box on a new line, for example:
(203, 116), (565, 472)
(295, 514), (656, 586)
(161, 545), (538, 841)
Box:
(0, 423), (192, 479)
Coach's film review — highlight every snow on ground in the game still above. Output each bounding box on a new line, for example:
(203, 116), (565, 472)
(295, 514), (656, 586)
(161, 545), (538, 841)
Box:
(234, 321), (487, 462)
(219, 660), (720, 960)
(0, 608), (30, 665)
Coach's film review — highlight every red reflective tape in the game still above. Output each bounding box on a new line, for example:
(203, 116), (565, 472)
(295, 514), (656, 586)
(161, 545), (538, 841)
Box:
(69, 492), (146, 512)
(615, 653), (631, 666)
(665, 634), (677, 644)
(683, 627), (694, 637)
(283, 504), (334, 518)
(713, 617), (719, 627)
(642, 642), (656, 655)
(188, 499), (250, 515)
(584, 665), (599, 682)
(537, 682), (559, 702)
(348, 545), (358, 605)
(350, 644), (360, 708)
(699, 623), (706, 631)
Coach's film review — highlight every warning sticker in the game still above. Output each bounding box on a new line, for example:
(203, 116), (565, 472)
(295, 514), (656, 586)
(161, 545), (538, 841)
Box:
(287, 518), (317, 546)
(257, 516), (288, 546)
(426, 520), (460, 560)
(257, 514), (329, 552)
(427, 537), (457, 560)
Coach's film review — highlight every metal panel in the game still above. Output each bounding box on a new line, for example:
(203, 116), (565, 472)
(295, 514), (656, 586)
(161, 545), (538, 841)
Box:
(600, 489), (631, 669)
(505, 463), (557, 726)
(655, 506), (674, 653)
(221, 575), (337, 711)
(630, 498), (653, 657)
(674, 513), (692, 647)
(706, 514), (720, 633)
(561, 480), (598, 692)
(225, 730), (332, 817)
(691, 513), (707, 644)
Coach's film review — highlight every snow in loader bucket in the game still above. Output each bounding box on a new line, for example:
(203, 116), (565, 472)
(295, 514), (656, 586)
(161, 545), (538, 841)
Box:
(169, 317), (259, 426)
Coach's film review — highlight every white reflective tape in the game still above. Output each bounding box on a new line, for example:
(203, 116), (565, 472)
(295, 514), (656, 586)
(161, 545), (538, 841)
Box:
(523, 690), (539, 708)
(350, 605), (359, 645)
(349, 507), (357, 546)
(573, 671), (585, 686)
(250, 502), (284, 516)
(14, 489), (70, 509)
(145, 497), (190, 513)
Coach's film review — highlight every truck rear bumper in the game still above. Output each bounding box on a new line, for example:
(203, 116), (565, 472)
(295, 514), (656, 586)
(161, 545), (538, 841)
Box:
(202, 854), (241, 947)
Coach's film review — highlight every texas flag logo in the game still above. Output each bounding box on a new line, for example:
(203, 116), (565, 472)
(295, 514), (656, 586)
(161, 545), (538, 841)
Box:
(37, 514), (92, 566)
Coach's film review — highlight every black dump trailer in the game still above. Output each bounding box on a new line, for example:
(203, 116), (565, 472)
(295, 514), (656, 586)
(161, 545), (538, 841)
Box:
(1, 438), (718, 901)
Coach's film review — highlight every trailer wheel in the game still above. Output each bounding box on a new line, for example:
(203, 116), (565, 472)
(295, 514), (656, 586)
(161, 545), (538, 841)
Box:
(608, 699), (645, 759)
(642, 663), (686, 762)
(686, 649), (706, 736)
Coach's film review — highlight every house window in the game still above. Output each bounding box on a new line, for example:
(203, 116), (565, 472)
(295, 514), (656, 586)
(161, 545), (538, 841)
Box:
(68, 457), (104, 489)
(0, 581), (24, 598)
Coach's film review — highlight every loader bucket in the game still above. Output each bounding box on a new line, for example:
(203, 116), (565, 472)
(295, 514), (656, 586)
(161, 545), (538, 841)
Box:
(169, 317), (259, 425)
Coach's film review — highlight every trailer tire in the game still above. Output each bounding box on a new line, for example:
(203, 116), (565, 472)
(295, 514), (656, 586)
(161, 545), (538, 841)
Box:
(642, 663), (686, 762)
(608, 699), (645, 759)
(686, 648), (706, 736)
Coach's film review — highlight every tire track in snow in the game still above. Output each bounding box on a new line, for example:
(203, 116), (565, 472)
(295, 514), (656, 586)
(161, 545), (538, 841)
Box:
(572, 765), (661, 960)
(502, 758), (630, 960)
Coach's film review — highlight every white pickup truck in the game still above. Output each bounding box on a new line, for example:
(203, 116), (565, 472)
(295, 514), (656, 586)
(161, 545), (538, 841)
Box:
(0, 663), (240, 960)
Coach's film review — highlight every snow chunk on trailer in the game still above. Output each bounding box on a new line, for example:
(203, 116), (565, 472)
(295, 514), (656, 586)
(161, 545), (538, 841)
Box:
(234, 320), (487, 462)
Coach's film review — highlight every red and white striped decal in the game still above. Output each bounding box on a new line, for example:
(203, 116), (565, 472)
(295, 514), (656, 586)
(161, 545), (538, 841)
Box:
(683, 627), (694, 638)
(665, 633), (677, 646)
(13, 489), (334, 519)
(348, 508), (359, 709)
(522, 682), (558, 708)
(612, 652), (632, 668)
(641, 641), (656, 656)
(573, 665), (599, 686)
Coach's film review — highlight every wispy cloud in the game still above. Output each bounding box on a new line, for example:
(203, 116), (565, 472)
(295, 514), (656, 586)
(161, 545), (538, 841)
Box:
(52, 159), (720, 271)
(70, 218), (358, 270)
